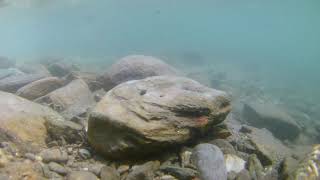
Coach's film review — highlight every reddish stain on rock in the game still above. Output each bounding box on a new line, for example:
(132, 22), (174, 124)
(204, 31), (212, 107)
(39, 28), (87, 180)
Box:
(195, 116), (209, 127)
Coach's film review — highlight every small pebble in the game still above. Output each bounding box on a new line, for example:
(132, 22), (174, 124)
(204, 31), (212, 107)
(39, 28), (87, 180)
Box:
(101, 166), (120, 180)
(25, 153), (36, 161)
(40, 148), (69, 163)
(48, 162), (68, 175)
(67, 171), (99, 180)
(78, 149), (91, 159)
(117, 165), (130, 174)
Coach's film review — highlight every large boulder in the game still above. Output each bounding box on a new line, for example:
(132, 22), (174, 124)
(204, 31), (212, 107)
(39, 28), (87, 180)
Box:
(0, 73), (49, 93)
(36, 79), (95, 120)
(0, 91), (82, 153)
(88, 76), (231, 159)
(16, 77), (64, 100)
(98, 55), (179, 91)
(191, 144), (227, 180)
(242, 102), (301, 140)
(0, 56), (15, 69)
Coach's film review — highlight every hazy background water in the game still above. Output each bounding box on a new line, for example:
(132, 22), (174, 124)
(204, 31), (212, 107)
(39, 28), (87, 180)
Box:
(1, 0), (320, 122)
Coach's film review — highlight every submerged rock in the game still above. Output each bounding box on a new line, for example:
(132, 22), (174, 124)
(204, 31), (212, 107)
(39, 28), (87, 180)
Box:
(40, 148), (69, 163)
(88, 76), (231, 159)
(191, 144), (227, 180)
(231, 125), (291, 166)
(36, 79), (95, 121)
(127, 161), (160, 180)
(100, 166), (120, 180)
(16, 77), (63, 100)
(159, 165), (198, 180)
(67, 171), (98, 180)
(0, 161), (44, 180)
(98, 55), (179, 91)
(0, 91), (82, 152)
(47, 62), (79, 77)
(0, 73), (49, 93)
(225, 154), (246, 174)
(247, 154), (264, 180)
(288, 144), (320, 180)
(64, 71), (101, 91)
(242, 102), (301, 140)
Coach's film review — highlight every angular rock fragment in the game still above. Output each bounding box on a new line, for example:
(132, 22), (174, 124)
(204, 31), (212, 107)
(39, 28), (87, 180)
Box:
(36, 79), (95, 121)
(243, 102), (301, 140)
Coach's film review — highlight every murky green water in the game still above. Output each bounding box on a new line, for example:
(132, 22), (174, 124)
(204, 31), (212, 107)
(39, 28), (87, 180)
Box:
(1, 0), (320, 130)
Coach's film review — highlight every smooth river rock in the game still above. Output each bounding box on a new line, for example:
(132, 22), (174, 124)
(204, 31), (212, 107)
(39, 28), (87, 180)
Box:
(0, 91), (82, 152)
(191, 144), (227, 180)
(16, 77), (63, 100)
(0, 73), (49, 93)
(88, 76), (231, 159)
(98, 55), (179, 91)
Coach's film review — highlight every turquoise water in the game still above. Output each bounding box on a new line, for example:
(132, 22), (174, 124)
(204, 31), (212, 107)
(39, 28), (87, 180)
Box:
(1, 0), (320, 123)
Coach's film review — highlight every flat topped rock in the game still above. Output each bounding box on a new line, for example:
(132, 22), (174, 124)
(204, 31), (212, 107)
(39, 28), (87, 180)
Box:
(99, 55), (179, 91)
(243, 102), (301, 140)
(0, 91), (82, 153)
(88, 76), (231, 159)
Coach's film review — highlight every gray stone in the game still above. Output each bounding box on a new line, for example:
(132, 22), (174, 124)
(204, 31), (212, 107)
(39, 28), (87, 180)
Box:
(100, 166), (120, 180)
(78, 149), (91, 159)
(210, 139), (236, 155)
(16, 77), (63, 100)
(47, 62), (79, 77)
(88, 164), (104, 176)
(98, 55), (179, 91)
(0, 73), (48, 93)
(67, 171), (98, 180)
(192, 144), (227, 180)
(126, 161), (160, 180)
(242, 103), (301, 140)
(160, 166), (198, 180)
(117, 165), (130, 175)
(235, 170), (251, 180)
(40, 149), (69, 163)
(88, 76), (231, 159)
(36, 79), (95, 121)
(48, 162), (68, 175)
(64, 71), (101, 91)
(247, 154), (264, 180)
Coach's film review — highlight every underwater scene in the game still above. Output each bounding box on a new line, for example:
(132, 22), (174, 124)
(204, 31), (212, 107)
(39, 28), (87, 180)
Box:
(0, 0), (319, 179)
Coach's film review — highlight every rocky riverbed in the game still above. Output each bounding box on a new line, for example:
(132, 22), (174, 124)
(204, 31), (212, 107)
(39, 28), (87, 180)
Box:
(0, 55), (318, 180)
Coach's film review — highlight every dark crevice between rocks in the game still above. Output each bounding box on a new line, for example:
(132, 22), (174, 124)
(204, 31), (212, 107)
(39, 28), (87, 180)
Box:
(170, 105), (211, 118)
